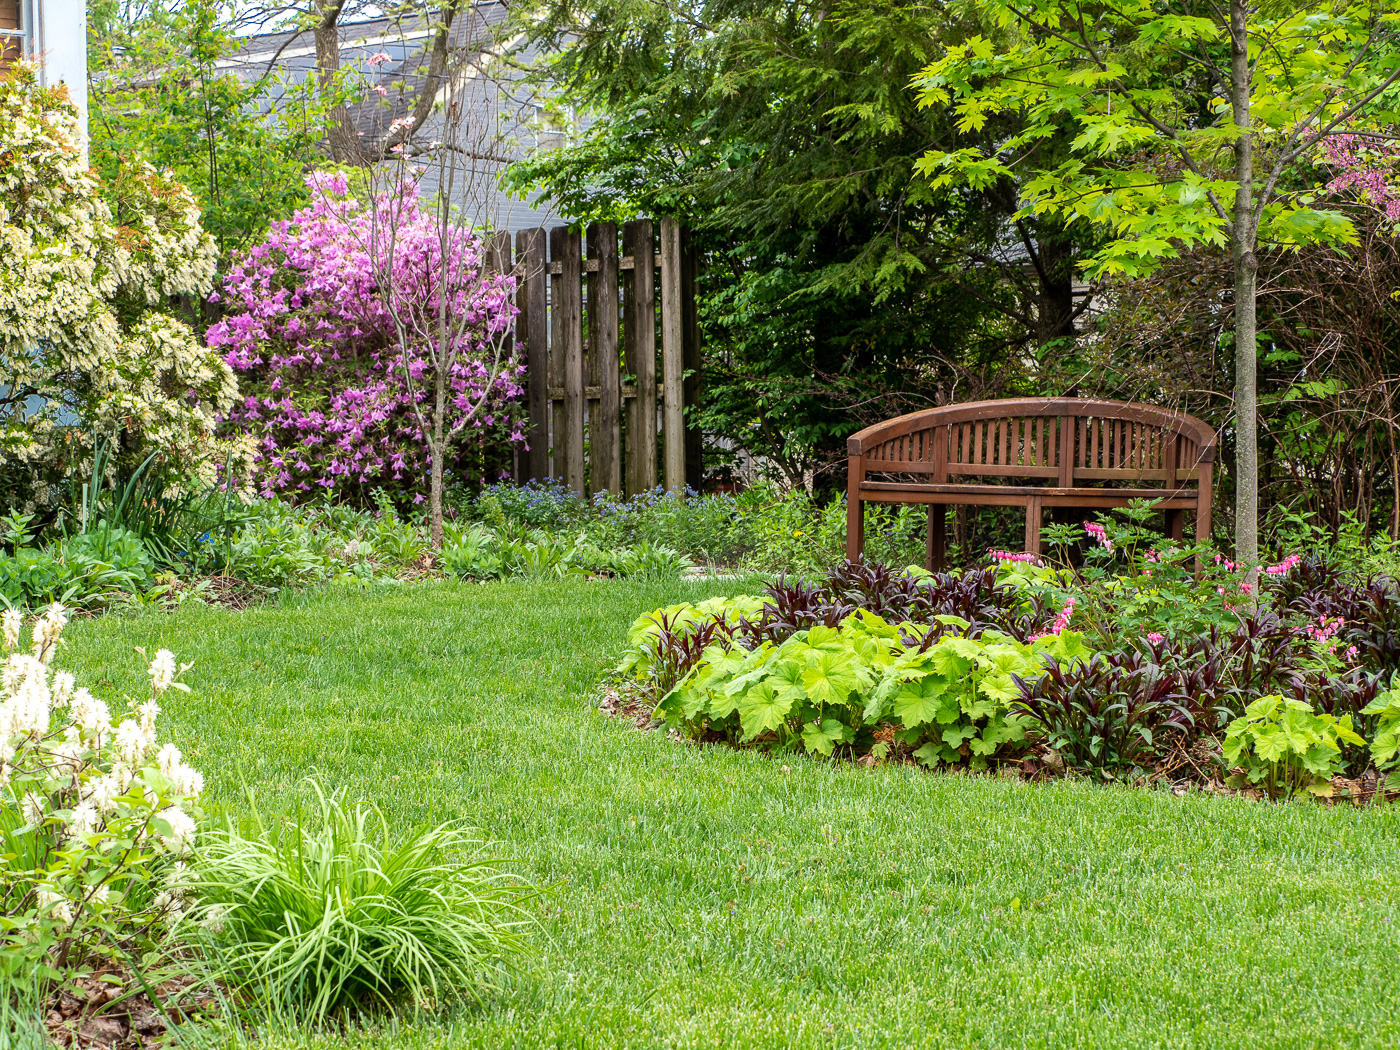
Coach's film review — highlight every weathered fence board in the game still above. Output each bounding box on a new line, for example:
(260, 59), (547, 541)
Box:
(510, 219), (695, 496)
(516, 228), (548, 483)
(622, 220), (658, 495)
(659, 217), (686, 492)
(586, 223), (622, 494)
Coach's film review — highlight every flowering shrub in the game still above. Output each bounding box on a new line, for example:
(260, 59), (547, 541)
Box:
(209, 173), (523, 505)
(0, 65), (240, 507)
(0, 605), (205, 980)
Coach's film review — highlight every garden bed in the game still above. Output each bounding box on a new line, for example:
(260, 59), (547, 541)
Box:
(607, 512), (1400, 802)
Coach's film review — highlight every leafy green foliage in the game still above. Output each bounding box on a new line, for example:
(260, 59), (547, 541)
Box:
(505, 0), (1070, 475)
(195, 786), (531, 1023)
(1013, 651), (1194, 779)
(1223, 696), (1366, 800)
(1362, 684), (1400, 789)
(88, 0), (324, 261)
(913, 0), (1393, 279)
(622, 597), (1091, 767)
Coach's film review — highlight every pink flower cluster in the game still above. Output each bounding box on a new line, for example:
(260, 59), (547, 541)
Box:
(1031, 595), (1075, 642)
(207, 173), (523, 502)
(1084, 522), (1113, 552)
(1264, 554), (1302, 576)
(1302, 615), (1344, 644)
(1323, 133), (1400, 222)
(989, 548), (1039, 564)
(1145, 632), (1164, 645)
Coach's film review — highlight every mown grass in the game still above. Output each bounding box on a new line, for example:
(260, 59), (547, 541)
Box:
(60, 578), (1400, 1049)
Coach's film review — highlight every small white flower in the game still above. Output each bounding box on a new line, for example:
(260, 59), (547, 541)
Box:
(148, 650), (177, 694)
(1, 609), (21, 651)
(21, 790), (45, 826)
(37, 888), (73, 926)
(71, 689), (111, 739)
(51, 671), (75, 707)
(137, 698), (161, 736)
(156, 805), (197, 854)
(172, 762), (204, 798)
(115, 719), (147, 764)
(157, 742), (182, 778)
(31, 603), (67, 664)
(8, 673), (50, 737)
(70, 800), (98, 838)
(201, 904), (228, 935)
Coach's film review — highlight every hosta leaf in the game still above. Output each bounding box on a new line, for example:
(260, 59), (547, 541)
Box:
(802, 718), (855, 757)
(738, 682), (794, 741)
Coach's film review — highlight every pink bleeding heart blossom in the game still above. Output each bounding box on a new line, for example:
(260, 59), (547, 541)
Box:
(988, 548), (1039, 564)
(1084, 521), (1113, 552)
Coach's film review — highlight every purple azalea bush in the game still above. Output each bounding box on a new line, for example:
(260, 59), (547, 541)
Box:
(208, 173), (524, 504)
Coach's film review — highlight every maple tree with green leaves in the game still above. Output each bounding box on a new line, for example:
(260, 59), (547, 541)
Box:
(913, 0), (1400, 562)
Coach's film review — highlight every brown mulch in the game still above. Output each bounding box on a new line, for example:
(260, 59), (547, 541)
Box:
(196, 574), (269, 611)
(45, 972), (220, 1050)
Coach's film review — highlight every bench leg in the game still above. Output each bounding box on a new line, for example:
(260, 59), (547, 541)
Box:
(927, 505), (946, 573)
(845, 484), (865, 565)
(1165, 509), (1184, 542)
(1025, 496), (1043, 558)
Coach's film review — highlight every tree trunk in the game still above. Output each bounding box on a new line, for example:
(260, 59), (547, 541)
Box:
(430, 383), (446, 551)
(313, 0), (361, 164)
(1230, 0), (1258, 566)
(1034, 231), (1077, 347)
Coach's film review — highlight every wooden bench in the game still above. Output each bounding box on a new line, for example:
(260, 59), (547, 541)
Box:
(844, 398), (1217, 569)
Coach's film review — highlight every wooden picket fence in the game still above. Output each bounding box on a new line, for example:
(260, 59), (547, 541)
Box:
(487, 218), (700, 496)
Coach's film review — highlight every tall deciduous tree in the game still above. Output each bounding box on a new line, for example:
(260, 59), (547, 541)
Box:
(914, 0), (1400, 562)
(88, 0), (324, 263)
(504, 0), (1095, 482)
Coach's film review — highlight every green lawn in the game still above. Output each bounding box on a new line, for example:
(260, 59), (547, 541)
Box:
(62, 579), (1400, 1049)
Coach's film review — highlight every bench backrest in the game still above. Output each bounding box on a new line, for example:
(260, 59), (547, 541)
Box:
(848, 398), (1216, 488)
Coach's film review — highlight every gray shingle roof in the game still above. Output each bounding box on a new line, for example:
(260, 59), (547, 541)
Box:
(223, 2), (563, 233)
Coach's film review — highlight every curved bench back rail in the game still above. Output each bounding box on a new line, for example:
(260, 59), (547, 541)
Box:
(844, 398), (1216, 569)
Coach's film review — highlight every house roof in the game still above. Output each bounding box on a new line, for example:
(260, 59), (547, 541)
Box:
(223, 2), (564, 233)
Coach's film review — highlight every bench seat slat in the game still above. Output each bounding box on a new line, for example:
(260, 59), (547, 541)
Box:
(859, 482), (1198, 498)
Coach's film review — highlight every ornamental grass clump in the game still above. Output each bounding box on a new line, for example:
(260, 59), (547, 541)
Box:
(0, 604), (205, 980)
(194, 785), (530, 1025)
